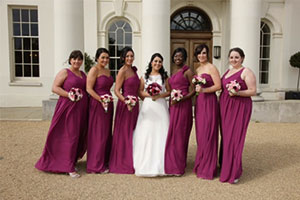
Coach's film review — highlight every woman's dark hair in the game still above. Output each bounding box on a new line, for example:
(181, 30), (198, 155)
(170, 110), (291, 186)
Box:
(171, 47), (187, 63)
(145, 53), (168, 83)
(120, 46), (134, 65)
(194, 44), (209, 61)
(68, 50), (83, 64)
(228, 47), (245, 59)
(95, 48), (110, 62)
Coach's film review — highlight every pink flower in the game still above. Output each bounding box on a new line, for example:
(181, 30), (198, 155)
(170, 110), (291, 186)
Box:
(99, 94), (113, 113)
(226, 80), (241, 95)
(171, 89), (183, 101)
(146, 82), (162, 96)
(68, 88), (83, 102)
(192, 75), (206, 96)
(124, 95), (138, 107)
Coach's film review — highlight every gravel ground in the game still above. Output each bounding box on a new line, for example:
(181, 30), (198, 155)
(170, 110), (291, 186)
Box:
(0, 121), (300, 200)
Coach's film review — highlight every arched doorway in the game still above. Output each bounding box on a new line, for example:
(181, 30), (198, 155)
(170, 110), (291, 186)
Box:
(170, 7), (212, 72)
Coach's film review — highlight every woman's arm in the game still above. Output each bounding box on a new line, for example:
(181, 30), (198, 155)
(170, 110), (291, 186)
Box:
(152, 78), (171, 101)
(200, 65), (221, 93)
(182, 68), (195, 101)
(236, 67), (257, 97)
(86, 67), (101, 101)
(52, 69), (68, 98)
(139, 77), (151, 100)
(114, 67), (126, 102)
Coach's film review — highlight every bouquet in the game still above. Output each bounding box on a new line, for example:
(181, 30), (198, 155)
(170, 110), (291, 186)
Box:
(192, 75), (206, 95)
(171, 89), (183, 102)
(99, 94), (113, 113)
(146, 82), (162, 96)
(68, 88), (83, 102)
(125, 95), (138, 107)
(226, 80), (241, 95)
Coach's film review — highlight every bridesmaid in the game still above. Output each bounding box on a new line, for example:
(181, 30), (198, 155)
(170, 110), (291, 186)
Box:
(219, 47), (256, 184)
(86, 48), (113, 173)
(109, 47), (140, 174)
(193, 44), (221, 180)
(164, 47), (194, 176)
(35, 50), (88, 178)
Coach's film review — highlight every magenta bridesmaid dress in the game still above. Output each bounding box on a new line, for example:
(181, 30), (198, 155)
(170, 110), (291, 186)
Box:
(193, 73), (219, 179)
(219, 67), (252, 183)
(109, 66), (140, 174)
(164, 65), (193, 175)
(86, 75), (114, 173)
(35, 69), (88, 173)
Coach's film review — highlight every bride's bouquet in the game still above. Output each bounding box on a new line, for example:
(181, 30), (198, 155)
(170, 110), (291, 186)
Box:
(125, 95), (138, 110)
(146, 82), (162, 96)
(192, 75), (206, 96)
(68, 88), (83, 102)
(99, 94), (113, 113)
(226, 80), (241, 96)
(171, 89), (183, 102)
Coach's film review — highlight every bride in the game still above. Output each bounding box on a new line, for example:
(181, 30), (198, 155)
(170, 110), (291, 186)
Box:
(133, 53), (170, 177)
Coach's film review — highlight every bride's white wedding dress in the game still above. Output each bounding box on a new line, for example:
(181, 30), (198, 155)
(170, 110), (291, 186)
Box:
(133, 75), (170, 177)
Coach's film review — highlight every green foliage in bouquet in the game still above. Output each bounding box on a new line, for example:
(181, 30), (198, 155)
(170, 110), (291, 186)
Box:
(289, 51), (300, 91)
(84, 53), (95, 73)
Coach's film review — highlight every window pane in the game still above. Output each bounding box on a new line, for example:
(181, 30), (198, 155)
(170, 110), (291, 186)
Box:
(24, 65), (31, 77)
(260, 72), (268, 84)
(117, 29), (124, 44)
(13, 23), (21, 36)
(261, 60), (269, 71)
(32, 52), (39, 63)
(21, 9), (29, 22)
(262, 47), (270, 58)
(32, 65), (39, 77)
(32, 38), (39, 50)
(125, 33), (132, 45)
(15, 51), (22, 63)
(30, 10), (38, 22)
(15, 65), (23, 77)
(109, 45), (116, 57)
(109, 59), (116, 70)
(14, 38), (22, 50)
(109, 33), (116, 44)
(22, 23), (29, 36)
(109, 23), (117, 32)
(263, 34), (270, 45)
(116, 21), (124, 27)
(31, 24), (38, 36)
(117, 46), (124, 56)
(117, 59), (121, 69)
(13, 9), (20, 22)
(23, 38), (31, 50)
(24, 52), (31, 63)
(124, 23), (132, 32)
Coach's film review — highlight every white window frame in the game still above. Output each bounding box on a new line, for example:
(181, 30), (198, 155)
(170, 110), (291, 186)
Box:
(8, 6), (41, 86)
(259, 21), (271, 86)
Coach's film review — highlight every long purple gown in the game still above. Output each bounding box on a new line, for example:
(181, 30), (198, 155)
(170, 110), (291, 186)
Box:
(193, 73), (219, 179)
(165, 65), (193, 175)
(219, 68), (252, 183)
(86, 75), (114, 173)
(35, 69), (88, 173)
(109, 67), (140, 174)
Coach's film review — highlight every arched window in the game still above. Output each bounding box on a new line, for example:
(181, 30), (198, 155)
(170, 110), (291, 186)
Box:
(171, 8), (212, 31)
(259, 21), (271, 84)
(108, 20), (132, 80)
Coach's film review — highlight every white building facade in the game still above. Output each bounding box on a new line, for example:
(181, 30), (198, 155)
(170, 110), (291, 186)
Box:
(1, 0), (300, 107)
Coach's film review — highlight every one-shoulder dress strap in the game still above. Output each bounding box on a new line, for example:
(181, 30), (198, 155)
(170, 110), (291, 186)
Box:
(182, 65), (190, 73)
(132, 66), (138, 73)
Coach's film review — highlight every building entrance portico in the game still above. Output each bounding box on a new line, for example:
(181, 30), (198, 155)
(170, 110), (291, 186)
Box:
(170, 7), (212, 73)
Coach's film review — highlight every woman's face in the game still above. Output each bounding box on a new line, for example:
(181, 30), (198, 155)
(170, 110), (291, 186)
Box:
(197, 48), (208, 63)
(70, 57), (83, 70)
(173, 52), (184, 66)
(125, 51), (134, 66)
(97, 52), (109, 67)
(151, 56), (163, 72)
(229, 51), (243, 68)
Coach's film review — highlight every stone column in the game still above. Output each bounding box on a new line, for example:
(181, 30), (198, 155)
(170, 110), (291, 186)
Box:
(230, 0), (263, 101)
(53, 0), (84, 74)
(83, 0), (98, 58)
(141, 0), (170, 73)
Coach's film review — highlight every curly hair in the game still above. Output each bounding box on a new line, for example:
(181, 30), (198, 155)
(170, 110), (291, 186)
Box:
(145, 53), (168, 84)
